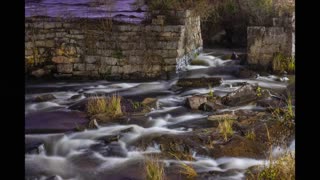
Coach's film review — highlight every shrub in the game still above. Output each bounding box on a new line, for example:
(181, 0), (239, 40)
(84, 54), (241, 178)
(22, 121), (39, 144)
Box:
(257, 152), (295, 180)
(86, 94), (122, 118)
(106, 94), (123, 118)
(218, 120), (234, 141)
(145, 157), (165, 180)
(272, 53), (295, 74)
(86, 96), (108, 116)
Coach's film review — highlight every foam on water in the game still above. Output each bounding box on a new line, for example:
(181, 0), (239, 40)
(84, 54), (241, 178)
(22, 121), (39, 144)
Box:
(25, 102), (66, 114)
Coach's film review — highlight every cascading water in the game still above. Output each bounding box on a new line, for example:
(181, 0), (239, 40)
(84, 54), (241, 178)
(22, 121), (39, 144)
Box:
(25, 49), (294, 180)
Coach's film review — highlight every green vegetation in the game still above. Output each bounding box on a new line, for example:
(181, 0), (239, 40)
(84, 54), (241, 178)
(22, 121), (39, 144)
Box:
(200, 0), (295, 46)
(272, 53), (295, 74)
(271, 93), (294, 123)
(180, 163), (198, 179)
(245, 129), (256, 141)
(247, 123), (295, 180)
(145, 157), (165, 180)
(86, 94), (122, 118)
(258, 153), (295, 180)
(208, 84), (214, 97)
(130, 100), (143, 110)
(107, 94), (123, 118)
(86, 96), (108, 116)
(170, 153), (198, 179)
(248, 152), (295, 180)
(256, 86), (262, 97)
(218, 120), (234, 141)
(190, 59), (209, 66)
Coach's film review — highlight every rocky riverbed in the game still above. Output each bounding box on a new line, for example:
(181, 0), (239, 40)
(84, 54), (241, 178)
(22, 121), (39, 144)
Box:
(25, 49), (295, 180)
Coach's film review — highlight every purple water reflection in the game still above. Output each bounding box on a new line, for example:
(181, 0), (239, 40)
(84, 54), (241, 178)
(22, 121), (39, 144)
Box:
(25, 0), (146, 23)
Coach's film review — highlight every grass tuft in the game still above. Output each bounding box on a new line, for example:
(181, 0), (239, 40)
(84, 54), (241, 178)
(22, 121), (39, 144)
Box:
(218, 120), (234, 141)
(86, 96), (107, 116)
(145, 157), (165, 180)
(245, 129), (256, 141)
(180, 163), (198, 179)
(256, 152), (295, 180)
(86, 94), (122, 118)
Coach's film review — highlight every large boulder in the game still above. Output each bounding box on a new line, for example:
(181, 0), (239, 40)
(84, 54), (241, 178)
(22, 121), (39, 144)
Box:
(177, 77), (222, 88)
(25, 111), (89, 134)
(221, 84), (269, 106)
(186, 95), (207, 110)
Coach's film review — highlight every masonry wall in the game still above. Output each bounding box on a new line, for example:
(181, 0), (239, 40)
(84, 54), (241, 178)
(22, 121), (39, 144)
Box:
(25, 10), (203, 80)
(247, 14), (295, 71)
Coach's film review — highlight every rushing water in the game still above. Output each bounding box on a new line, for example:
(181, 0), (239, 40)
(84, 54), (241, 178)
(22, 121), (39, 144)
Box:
(25, 49), (293, 180)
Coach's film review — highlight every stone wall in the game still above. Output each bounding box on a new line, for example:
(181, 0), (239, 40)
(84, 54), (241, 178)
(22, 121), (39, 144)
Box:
(25, 10), (202, 80)
(247, 13), (295, 71)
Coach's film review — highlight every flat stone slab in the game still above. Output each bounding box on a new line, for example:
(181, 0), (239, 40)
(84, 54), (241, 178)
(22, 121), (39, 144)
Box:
(25, 110), (89, 134)
(177, 77), (222, 88)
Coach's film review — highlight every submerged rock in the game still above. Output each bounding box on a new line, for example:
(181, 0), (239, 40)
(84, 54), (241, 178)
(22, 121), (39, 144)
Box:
(96, 135), (120, 144)
(90, 142), (128, 157)
(199, 102), (215, 111)
(221, 84), (269, 106)
(25, 139), (44, 154)
(34, 94), (56, 102)
(231, 52), (239, 60)
(176, 77), (222, 88)
(186, 95), (207, 110)
(69, 94), (82, 100)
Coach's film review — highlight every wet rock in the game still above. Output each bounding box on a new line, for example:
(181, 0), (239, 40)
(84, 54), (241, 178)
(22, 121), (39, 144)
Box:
(25, 139), (44, 154)
(211, 135), (266, 158)
(34, 94), (56, 102)
(67, 151), (106, 169)
(141, 97), (158, 111)
(186, 95), (207, 110)
(142, 97), (157, 106)
(199, 102), (215, 111)
(31, 68), (48, 78)
(221, 84), (269, 106)
(235, 68), (257, 78)
(96, 135), (120, 144)
(169, 85), (183, 92)
(208, 114), (238, 121)
(256, 96), (286, 108)
(90, 142), (128, 157)
(69, 94), (82, 100)
(25, 111), (89, 134)
(231, 52), (239, 60)
(176, 77), (222, 88)
(90, 113), (113, 122)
